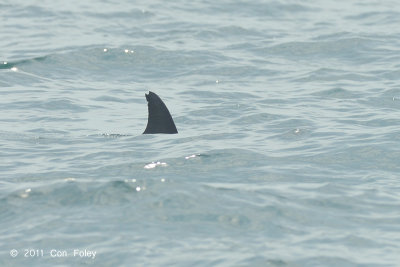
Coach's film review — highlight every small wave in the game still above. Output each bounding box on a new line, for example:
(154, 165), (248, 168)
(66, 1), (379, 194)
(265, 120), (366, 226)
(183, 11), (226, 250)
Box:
(311, 87), (360, 99)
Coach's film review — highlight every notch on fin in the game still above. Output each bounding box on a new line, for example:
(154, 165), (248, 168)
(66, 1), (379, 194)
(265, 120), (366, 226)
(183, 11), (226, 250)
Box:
(143, 91), (178, 134)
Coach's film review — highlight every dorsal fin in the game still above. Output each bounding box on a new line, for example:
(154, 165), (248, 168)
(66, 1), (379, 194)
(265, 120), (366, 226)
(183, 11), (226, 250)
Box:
(143, 91), (178, 134)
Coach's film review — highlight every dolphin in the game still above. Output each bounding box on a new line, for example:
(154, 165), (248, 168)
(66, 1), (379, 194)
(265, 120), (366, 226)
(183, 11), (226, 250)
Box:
(143, 91), (178, 134)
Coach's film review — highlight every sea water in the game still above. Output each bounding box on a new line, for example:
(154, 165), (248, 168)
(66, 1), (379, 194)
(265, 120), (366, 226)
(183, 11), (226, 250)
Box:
(1, 0), (400, 266)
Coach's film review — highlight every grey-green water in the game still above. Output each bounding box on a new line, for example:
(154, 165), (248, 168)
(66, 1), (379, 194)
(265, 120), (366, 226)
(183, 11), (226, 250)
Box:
(1, 0), (400, 266)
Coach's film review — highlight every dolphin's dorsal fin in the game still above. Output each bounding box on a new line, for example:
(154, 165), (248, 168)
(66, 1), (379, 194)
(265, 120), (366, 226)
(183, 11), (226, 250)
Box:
(143, 91), (178, 134)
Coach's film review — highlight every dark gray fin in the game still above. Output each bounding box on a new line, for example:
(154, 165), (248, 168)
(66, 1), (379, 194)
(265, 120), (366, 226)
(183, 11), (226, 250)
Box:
(143, 91), (178, 134)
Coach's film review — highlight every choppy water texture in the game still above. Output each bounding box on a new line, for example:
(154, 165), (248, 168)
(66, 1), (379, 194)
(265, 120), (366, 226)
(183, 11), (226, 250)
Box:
(1, 0), (400, 266)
